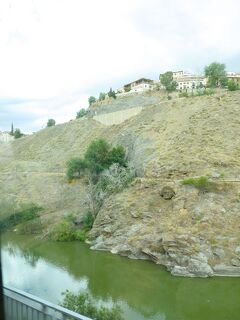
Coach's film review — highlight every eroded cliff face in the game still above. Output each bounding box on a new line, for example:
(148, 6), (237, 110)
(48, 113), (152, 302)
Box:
(1, 91), (240, 277)
(88, 178), (240, 277)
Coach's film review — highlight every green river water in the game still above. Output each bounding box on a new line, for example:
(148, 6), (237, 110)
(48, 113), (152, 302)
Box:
(1, 232), (240, 320)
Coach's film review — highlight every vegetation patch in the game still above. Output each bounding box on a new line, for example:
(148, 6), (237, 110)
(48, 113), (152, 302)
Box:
(66, 139), (127, 182)
(179, 91), (189, 98)
(160, 71), (177, 93)
(66, 158), (88, 180)
(195, 88), (215, 96)
(83, 211), (95, 230)
(97, 164), (134, 194)
(46, 119), (56, 127)
(65, 139), (134, 238)
(61, 290), (123, 320)
(0, 203), (43, 233)
(15, 218), (43, 235)
(49, 219), (77, 241)
(49, 213), (90, 242)
(76, 108), (88, 118)
(181, 176), (218, 192)
(228, 80), (239, 91)
(204, 62), (227, 88)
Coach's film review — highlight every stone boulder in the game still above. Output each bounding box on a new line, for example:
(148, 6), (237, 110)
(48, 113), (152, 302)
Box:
(160, 186), (176, 200)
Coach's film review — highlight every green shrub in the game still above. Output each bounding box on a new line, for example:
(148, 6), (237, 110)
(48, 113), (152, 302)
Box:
(181, 176), (217, 192)
(0, 203), (43, 232)
(195, 89), (204, 96)
(14, 128), (24, 139)
(205, 88), (215, 95)
(76, 109), (87, 119)
(167, 95), (172, 100)
(75, 229), (88, 241)
(195, 88), (215, 96)
(16, 218), (43, 235)
(99, 92), (106, 101)
(88, 96), (96, 106)
(83, 211), (94, 230)
(50, 220), (76, 241)
(49, 216), (90, 242)
(47, 119), (56, 127)
(108, 88), (116, 99)
(179, 91), (188, 98)
(64, 213), (77, 224)
(107, 146), (127, 167)
(220, 172), (225, 178)
(228, 80), (239, 91)
(61, 291), (123, 320)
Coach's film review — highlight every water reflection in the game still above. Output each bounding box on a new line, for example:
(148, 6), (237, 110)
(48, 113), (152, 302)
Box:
(1, 233), (240, 320)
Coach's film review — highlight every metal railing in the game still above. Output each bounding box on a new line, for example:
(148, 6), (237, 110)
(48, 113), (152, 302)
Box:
(3, 285), (92, 320)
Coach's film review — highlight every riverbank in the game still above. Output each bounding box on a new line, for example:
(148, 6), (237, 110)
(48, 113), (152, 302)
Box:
(2, 232), (240, 320)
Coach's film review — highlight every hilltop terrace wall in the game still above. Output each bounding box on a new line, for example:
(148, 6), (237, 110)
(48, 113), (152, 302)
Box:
(93, 106), (143, 126)
(89, 93), (162, 117)
(88, 91), (181, 126)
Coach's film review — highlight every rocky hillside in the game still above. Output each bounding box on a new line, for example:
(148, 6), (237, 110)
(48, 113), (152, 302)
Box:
(1, 90), (240, 277)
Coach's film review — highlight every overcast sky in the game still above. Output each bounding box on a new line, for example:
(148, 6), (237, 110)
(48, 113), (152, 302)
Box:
(1, 0), (240, 133)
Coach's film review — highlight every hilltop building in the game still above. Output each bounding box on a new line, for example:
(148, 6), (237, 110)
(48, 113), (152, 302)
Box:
(172, 70), (206, 90)
(227, 72), (240, 85)
(0, 131), (14, 142)
(116, 69), (240, 97)
(117, 78), (156, 95)
(172, 70), (185, 79)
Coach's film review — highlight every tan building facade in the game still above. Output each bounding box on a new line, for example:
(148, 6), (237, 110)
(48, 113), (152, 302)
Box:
(172, 71), (206, 90)
(176, 75), (206, 90)
(227, 72), (240, 85)
(0, 132), (14, 142)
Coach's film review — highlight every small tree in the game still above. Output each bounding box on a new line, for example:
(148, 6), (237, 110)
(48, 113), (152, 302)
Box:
(204, 62), (227, 88)
(227, 80), (239, 91)
(108, 88), (116, 99)
(66, 158), (88, 180)
(159, 71), (177, 92)
(99, 92), (106, 101)
(88, 96), (96, 106)
(14, 128), (23, 139)
(76, 108), (87, 119)
(67, 158), (87, 180)
(47, 119), (56, 127)
(85, 139), (111, 175)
